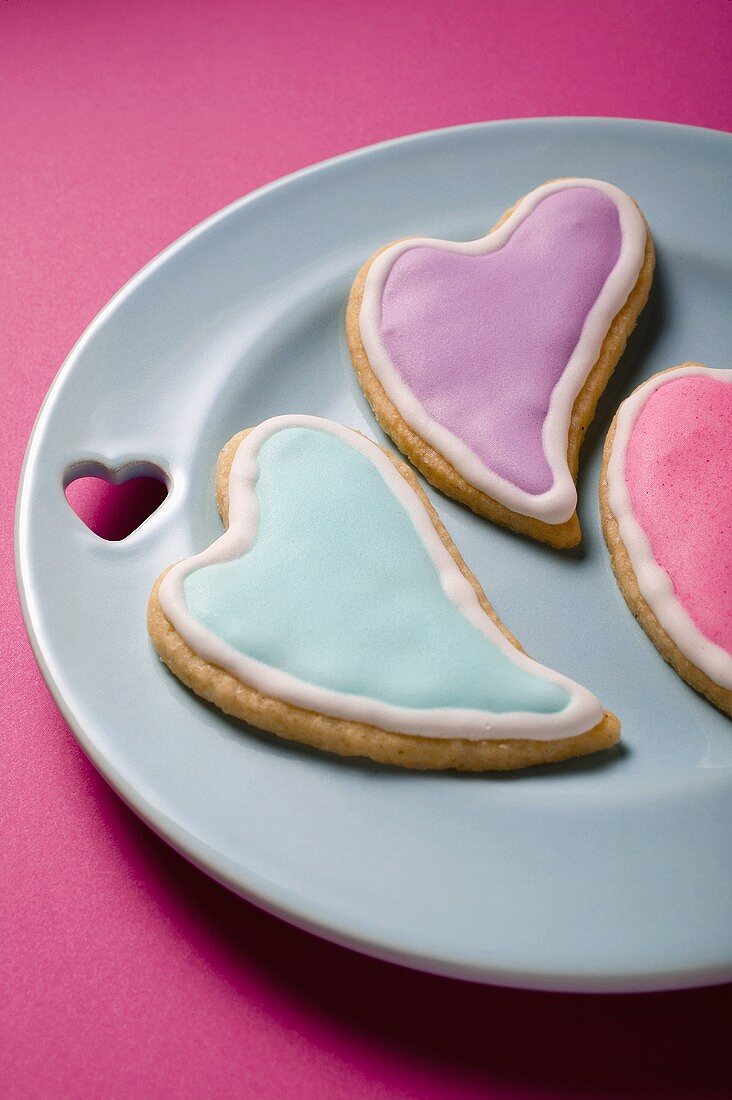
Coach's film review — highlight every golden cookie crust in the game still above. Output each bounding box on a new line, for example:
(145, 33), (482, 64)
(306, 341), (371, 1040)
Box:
(346, 184), (655, 549)
(148, 429), (620, 771)
(600, 377), (732, 719)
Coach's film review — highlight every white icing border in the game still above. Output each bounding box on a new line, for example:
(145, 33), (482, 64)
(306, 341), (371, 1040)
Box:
(606, 366), (732, 691)
(159, 416), (604, 741)
(359, 178), (648, 524)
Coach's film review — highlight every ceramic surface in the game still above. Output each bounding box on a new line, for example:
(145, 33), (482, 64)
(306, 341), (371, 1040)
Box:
(16, 119), (732, 992)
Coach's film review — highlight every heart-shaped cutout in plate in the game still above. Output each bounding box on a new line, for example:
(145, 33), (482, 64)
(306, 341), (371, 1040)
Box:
(65, 461), (168, 541)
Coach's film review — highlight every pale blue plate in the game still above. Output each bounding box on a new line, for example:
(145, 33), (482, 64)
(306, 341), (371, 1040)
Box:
(16, 119), (732, 992)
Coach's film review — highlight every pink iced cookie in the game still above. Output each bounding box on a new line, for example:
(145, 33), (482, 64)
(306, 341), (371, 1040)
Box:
(601, 364), (732, 716)
(347, 178), (654, 547)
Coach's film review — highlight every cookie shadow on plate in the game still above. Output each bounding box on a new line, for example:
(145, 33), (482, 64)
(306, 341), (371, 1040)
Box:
(576, 259), (667, 513)
(159, 660), (630, 780)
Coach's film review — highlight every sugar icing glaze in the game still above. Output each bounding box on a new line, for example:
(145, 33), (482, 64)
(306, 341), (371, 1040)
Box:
(159, 416), (604, 741)
(606, 367), (732, 691)
(359, 179), (647, 523)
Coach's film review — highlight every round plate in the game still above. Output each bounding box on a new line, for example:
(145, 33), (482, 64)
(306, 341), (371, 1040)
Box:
(16, 119), (732, 992)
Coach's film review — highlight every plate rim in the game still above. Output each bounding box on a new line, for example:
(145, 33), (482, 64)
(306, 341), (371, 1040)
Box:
(15, 116), (732, 994)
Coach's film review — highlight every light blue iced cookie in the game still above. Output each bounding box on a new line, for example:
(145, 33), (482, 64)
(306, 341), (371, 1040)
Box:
(149, 416), (619, 770)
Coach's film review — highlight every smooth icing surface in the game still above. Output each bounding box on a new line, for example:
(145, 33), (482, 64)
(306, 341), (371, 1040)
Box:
(606, 367), (732, 690)
(159, 416), (604, 740)
(359, 178), (647, 523)
(627, 377), (732, 653)
(183, 429), (569, 712)
(380, 188), (621, 495)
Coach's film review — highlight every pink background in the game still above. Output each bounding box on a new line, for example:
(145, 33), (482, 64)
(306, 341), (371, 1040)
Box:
(3, 1), (731, 1096)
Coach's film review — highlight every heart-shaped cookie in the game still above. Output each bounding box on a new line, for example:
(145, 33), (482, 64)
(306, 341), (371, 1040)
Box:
(601, 364), (732, 716)
(149, 416), (619, 770)
(347, 179), (654, 547)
